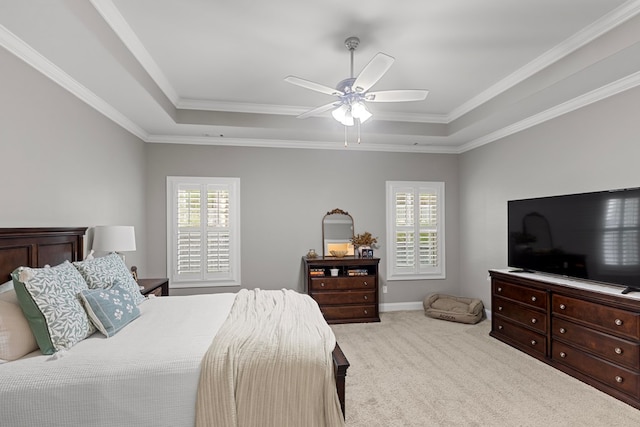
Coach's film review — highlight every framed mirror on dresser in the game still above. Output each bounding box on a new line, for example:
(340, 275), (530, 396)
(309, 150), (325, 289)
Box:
(322, 208), (354, 257)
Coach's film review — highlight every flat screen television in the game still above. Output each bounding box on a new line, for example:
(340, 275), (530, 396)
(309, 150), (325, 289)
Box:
(508, 188), (640, 294)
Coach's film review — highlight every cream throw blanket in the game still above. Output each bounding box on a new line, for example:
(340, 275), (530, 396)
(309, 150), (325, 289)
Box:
(195, 289), (345, 427)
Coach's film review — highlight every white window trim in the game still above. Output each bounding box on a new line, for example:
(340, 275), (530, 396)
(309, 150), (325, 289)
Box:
(385, 181), (445, 281)
(167, 176), (241, 288)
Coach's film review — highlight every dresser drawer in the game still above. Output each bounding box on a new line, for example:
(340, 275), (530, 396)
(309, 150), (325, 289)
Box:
(493, 316), (546, 358)
(494, 296), (546, 333)
(553, 295), (640, 340)
(312, 290), (376, 305)
(552, 341), (640, 397)
(310, 276), (375, 291)
(320, 304), (377, 321)
(553, 318), (640, 370)
(493, 279), (547, 310)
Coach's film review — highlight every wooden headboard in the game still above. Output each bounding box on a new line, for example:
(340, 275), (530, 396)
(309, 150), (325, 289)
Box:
(0, 227), (87, 283)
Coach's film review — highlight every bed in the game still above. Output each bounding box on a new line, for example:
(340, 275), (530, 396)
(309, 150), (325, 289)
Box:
(0, 227), (349, 426)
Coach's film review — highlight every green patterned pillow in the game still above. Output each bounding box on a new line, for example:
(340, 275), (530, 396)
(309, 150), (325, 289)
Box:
(79, 281), (141, 337)
(73, 253), (144, 305)
(12, 261), (96, 355)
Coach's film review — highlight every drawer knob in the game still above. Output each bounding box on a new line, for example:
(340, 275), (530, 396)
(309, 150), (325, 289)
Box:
(364, 310), (368, 315)
(531, 296), (537, 302)
(559, 328), (566, 334)
(615, 347), (623, 355)
(615, 319), (623, 326)
(498, 306), (503, 311)
(498, 325), (503, 330)
(363, 295), (368, 300)
(560, 352), (566, 358)
(497, 287), (502, 292)
(531, 318), (537, 324)
(320, 282), (325, 287)
(530, 340), (537, 346)
(615, 376), (624, 383)
(363, 281), (368, 286)
(559, 304), (566, 310)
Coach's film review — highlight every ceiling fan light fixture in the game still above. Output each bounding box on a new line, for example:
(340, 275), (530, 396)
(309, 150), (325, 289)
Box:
(332, 104), (354, 126)
(286, 35), (429, 143)
(351, 101), (372, 123)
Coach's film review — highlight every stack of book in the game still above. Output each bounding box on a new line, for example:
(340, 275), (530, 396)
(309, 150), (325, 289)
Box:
(347, 269), (369, 276)
(309, 268), (325, 277)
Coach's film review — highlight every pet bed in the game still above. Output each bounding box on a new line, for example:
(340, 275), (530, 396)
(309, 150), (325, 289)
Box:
(423, 293), (484, 324)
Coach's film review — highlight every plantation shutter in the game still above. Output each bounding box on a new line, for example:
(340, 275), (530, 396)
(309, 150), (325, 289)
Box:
(387, 181), (445, 280)
(176, 186), (202, 279)
(168, 177), (240, 287)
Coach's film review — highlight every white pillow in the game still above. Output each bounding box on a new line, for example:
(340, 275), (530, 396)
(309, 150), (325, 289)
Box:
(0, 292), (38, 362)
(0, 280), (14, 294)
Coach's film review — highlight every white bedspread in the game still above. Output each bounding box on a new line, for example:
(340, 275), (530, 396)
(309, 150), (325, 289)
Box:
(0, 293), (236, 427)
(195, 289), (345, 427)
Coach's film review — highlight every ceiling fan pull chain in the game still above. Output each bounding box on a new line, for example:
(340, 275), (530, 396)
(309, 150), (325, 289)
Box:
(357, 119), (361, 144)
(344, 125), (348, 147)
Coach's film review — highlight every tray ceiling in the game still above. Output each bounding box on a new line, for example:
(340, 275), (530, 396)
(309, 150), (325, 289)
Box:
(1, 0), (640, 152)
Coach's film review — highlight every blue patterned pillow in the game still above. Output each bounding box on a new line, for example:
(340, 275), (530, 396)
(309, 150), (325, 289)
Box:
(78, 282), (141, 337)
(73, 253), (144, 305)
(12, 261), (96, 355)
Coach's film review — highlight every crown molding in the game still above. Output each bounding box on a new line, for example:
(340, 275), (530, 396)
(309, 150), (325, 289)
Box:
(448, 0), (640, 122)
(458, 70), (640, 153)
(176, 99), (307, 115)
(144, 134), (459, 154)
(90, 0), (179, 104)
(0, 24), (148, 141)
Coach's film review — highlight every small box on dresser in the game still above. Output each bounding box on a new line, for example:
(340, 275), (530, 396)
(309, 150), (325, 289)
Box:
(303, 257), (380, 324)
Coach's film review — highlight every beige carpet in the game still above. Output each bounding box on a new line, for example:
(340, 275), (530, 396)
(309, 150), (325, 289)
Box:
(331, 311), (640, 427)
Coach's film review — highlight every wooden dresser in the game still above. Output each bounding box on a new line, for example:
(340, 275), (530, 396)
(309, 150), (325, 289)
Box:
(490, 269), (640, 409)
(303, 257), (380, 324)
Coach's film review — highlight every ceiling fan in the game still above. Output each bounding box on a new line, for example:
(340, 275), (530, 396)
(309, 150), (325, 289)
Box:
(285, 36), (429, 129)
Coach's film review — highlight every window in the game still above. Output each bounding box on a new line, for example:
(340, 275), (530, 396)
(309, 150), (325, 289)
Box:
(167, 177), (240, 288)
(386, 181), (445, 280)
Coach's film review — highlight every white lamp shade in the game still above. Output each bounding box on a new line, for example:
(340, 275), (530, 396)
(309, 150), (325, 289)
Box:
(92, 226), (136, 252)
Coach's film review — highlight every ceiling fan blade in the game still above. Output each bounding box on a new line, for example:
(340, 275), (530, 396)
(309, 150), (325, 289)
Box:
(365, 89), (429, 102)
(352, 53), (395, 93)
(297, 101), (341, 119)
(285, 76), (344, 96)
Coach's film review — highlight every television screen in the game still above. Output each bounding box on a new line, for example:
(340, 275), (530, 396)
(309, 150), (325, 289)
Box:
(508, 188), (640, 293)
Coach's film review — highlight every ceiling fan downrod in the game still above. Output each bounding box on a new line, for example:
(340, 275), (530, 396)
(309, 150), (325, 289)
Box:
(344, 36), (360, 79)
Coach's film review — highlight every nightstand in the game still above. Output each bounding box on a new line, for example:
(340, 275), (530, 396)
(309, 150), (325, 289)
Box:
(137, 278), (169, 297)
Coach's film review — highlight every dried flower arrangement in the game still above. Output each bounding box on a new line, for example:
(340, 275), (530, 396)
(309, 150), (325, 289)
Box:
(351, 232), (378, 247)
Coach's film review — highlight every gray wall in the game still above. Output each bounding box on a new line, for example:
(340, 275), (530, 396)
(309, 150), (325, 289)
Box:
(0, 48), (148, 271)
(145, 144), (460, 304)
(458, 85), (640, 310)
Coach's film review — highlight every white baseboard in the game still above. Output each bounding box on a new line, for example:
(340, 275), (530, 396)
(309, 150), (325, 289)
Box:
(379, 302), (492, 322)
(379, 301), (424, 312)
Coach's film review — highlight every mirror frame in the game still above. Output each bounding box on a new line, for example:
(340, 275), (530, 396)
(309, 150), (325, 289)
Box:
(322, 208), (355, 257)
